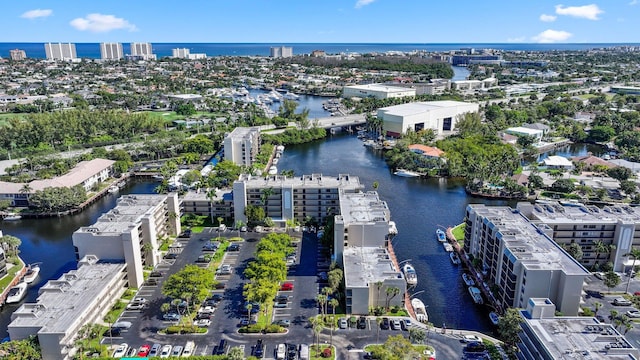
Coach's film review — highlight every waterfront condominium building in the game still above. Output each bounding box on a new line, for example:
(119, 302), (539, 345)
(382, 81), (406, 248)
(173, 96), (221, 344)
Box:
(517, 298), (639, 359)
(129, 42), (156, 60)
(9, 49), (27, 61)
(377, 100), (479, 138)
(270, 46), (293, 58)
(342, 84), (416, 100)
(172, 48), (207, 60)
(72, 194), (180, 288)
(223, 127), (261, 167)
(232, 173), (364, 225)
(8, 255), (128, 360)
(334, 191), (405, 314)
(518, 202), (640, 273)
(464, 204), (589, 316)
(100, 42), (124, 60)
(44, 42), (77, 60)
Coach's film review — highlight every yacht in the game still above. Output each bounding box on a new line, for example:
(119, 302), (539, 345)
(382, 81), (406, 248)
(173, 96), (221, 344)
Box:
(411, 298), (429, 323)
(23, 264), (40, 284)
(442, 243), (454, 252)
(393, 169), (421, 178)
(462, 273), (475, 287)
(449, 252), (461, 265)
(402, 263), (418, 286)
(489, 312), (500, 326)
(268, 166), (278, 175)
(108, 185), (119, 194)
(2, 213), (22, 221)
(436, 229), (447, 242)
(283, 92), (300, 100)
(6, 282), (27, 304)
(468, 286), (484, 304)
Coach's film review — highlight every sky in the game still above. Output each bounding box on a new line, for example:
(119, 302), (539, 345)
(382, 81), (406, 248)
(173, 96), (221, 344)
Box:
(2, 1), (639, 43)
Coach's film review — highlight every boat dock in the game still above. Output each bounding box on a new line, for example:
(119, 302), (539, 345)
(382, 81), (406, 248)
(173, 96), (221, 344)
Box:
(385, 241), (417, 320)
(0, 259), (26, 308)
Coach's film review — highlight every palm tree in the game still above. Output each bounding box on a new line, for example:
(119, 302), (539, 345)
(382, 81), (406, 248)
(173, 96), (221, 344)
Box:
(385, 287), (400, 311)
(375, 281), (384, 309)
(217, 216), (224, 238)
(308, 316), (322, 352)
(20, 183), (32, 195)
(376, 317), (382, 344)
(624, 248), (640, 293)
(316, 294), (327, 320)
(328, 298), (338, 348)
(594, 240), (609, 264)
(594, 301), (602, 316)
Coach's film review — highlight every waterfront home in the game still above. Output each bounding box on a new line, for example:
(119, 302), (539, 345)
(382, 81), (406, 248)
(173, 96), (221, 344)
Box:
(542, 155), (573, 170)
(408, 144), (445, 158)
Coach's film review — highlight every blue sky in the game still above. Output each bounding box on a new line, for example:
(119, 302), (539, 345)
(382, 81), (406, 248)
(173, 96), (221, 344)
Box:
(3, 1), (639, 43)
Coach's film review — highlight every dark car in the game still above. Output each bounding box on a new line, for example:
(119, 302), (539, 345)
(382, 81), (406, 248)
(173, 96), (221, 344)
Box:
(286, 343), (298, 360)
(380, 317), (390, 330)
(196, 313), (212, 320)
(144, 278), (158, 286)
(275, 295), (290, 303)
(357, 316), (367, 329)
(180, 229), (192, 237)
(227, 243), (241, 252)
(463, 342), (488, 355)
(163, 253), (178, 259)
(214, 282), (227, 290)
(149, 271), (164, 277)
(254, 339), (264, 358)
(214, 340), (228, 355)
(203, 242), (219, 251)
(196, 255), (211, 263)
(211, 294), (223, 302)
(103, 327), (122, 337)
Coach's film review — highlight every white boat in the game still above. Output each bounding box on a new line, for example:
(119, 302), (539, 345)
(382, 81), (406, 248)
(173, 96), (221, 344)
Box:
(394, 169), (421, 178)
(402, 263), (418, 286)
(283, 92), (299, 100)
(442, 243), (454, 252)
(268, 166), (278, 175)
(462, 273), (475, 287)
(450, 252), (461, 265)
(411, 298), (429, 323)
(276, 145), (285, 152)
(117, 181), (126, 188)
(5, 282), (27, 304)
(363, 139), (376, 147)
(272, 158), (279, 165)
(468, 286), (484, 304)
(23, 264), (40, 284)
(436, 229), (447, 242)
(2, 213), (22, 221)
(108, 185), (119, 194)
(489, 312), (500, 326)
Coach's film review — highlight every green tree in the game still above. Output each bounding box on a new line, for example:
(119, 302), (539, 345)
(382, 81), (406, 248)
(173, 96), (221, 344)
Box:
(370, 335), (421, 360)
(409, 327), (426, 344)
(550, 178), (575, 193)
(1, 235), (22, 258)
(620, 180), (637, 196)
(604, 270), (621, 291)
(175, 103), (196, 116)
(0, 336), (42, 360)
(608, 167), (634, 182)
(384, 287), (400, 311)
(588, 125), (616, 142)
(564, 243), (583, 261)
(497, 308), (522, 350)
(162, 265), (215, 306)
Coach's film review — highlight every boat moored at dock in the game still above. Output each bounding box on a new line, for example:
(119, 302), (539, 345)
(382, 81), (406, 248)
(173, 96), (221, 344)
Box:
(393, 169), (421, 177)
(442, 243), (454, 252)
(5, 282), (27, 304)
(411, 298), (429, 323)
(468, 286), (484, 305)
(436, 229), (447, 242)
(489, 312), (500, 326)
(450, 252), (461, 265)
(402, 263), (418, 286)
(462, 273), (475, 287)
(23, 264), (40, 284)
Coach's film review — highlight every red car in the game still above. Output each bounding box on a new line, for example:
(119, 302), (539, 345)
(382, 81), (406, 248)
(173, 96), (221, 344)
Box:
(137, 344), (151, 357)
(280, 282), (294, 291)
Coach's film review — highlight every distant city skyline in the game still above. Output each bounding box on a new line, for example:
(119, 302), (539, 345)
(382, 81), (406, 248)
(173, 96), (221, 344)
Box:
(3, 1), (639, 43)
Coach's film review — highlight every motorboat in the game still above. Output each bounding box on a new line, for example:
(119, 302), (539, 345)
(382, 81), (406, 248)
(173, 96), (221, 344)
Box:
(436, 229), (447, 242)
(117, 181), (126, 188)
(442, 243), (454, 252)
(450, 252), (461, 265)
(468, 286), (484, 304)
(462, 273), (475, 287)
(2, 213), (22, 221)
(394, 169), (421, 178)
(489, 312), (500, 326)
(108, 185), (119, 194)
(23, 264), (40, 284)
(283, 92), (300, 100)
(411, 298), (429, 323)
(268, 166), (278, 175)
(6, 282), (27, 304)
(402, 263), (418, 286)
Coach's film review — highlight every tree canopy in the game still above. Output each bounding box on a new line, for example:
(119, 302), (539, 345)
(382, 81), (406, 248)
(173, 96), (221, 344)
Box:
(162, 264), (215, 305)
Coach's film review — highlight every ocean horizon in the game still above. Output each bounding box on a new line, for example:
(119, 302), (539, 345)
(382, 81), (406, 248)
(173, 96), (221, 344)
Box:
(2, 42), (639, 59)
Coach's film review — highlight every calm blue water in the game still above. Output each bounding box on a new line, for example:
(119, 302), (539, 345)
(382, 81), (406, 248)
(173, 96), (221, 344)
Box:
(2, 42), (637, 59)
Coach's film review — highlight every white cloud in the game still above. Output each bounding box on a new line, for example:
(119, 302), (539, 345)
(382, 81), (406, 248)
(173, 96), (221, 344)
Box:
(532, 29), (573, 43)
(355, 0), (375, 9)
(630, 0), (638, 5)
(21, 9), (52, 19)
(555, 4), (603, 20)
(539, 14), (557, 22)
(70, 13), (137, 33)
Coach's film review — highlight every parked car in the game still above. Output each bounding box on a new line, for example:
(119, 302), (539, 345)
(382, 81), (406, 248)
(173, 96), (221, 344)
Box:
(275, 295), (290, 302)
(280, 282), (294, 291)
(318, 272), (328, 281)
(462, 335), (483, 343)
(103, 327), (122, 337)
(180, 229), (192, 237)
(196, 255), (211, 263)
(169, 242), (183, 248)
(214, 282), (227, 289)
(203, 243), (218, 251)
(357, 316), (367, 329)
(240, 226), (248, 232)
(401, 318), (412, 331)
(338, 317), (348, 329)
(125, 347), (137, 357)
(149, 271), (164, 277)
(171, 345), (183, 357)
(196, 312), (212, 320)
(182, 341), (195, 357)
(380, 317), (390, 330)
(198, 306), (215, 314)
(193, 319), (211, 327)
(215, 339), (228, 355)
(390, 318), (401, 330)
(613, 298), (633, 306)
(159, 344), (172, 358)
(274, 319), (291, 327)
(126, 302), (147, 310)
(218, 264), (233, 275)
(163, 253), (178, 259)
(112, 321), (132, 329)
(627, 310), (640, 318)
(163, 312), (181, 321)
(112, 343), (128, 358)
(144, 278), (158, 286)
(254, 339), (264, 357)
(137, 345), (151, 357)
(286, 343), (298, 360)
(227, 243), (241, 252)
(149, 344), (162, 357)
(274, 301), (288, 308)
(276, 343), (286, 360)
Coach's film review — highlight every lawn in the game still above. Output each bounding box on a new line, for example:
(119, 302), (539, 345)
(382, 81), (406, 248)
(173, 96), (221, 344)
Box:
(310, 344), (335, 360)
(451, 223), (466, 242)
(0, 262), (25, 292)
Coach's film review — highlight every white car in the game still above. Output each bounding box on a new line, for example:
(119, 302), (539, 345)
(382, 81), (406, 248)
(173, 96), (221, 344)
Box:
(160, 344), (173, 358)
(218, 264), (233, 275)
(112, 343), (128, 358)
(198, 306), (215, 314)
(338, 317), (348, 329)
(126, 302), (147, 310)
(193, 319), (211, 327)
(627, 310), (640, 318)
(613, 298), (633, 306)
(462, 334), (482, 343)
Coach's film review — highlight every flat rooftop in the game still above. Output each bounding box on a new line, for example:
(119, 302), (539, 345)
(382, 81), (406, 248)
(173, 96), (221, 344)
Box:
(520, 310), (639, 359)
(344, 83), (412, 93)
(378, 100), (477, 117)
(238, 173), (363, 191)
(76, 194), (167, 234)
(227, 126), (260, 139)
(338, 191), (390, 224)
(528, 202), (640, 224)
(469, 204), (588, 275)
(343, 246), (403, 288)
(9, 257), (125, 335)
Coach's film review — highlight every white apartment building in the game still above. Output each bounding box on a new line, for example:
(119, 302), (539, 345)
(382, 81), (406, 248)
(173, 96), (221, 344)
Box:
(100, 42), (123, 60)
(232, 173), (364, 225)
(334, 192), (404, 314)
(270, 46), (293, 58)
(129, 42), (156, 60)
(171, 48), (206, 59)
(9, 49), (26, 61)
(44, 43), (77, 60)
(377, 100), (479, 138)
(342, 84), (416, 100)
(517, 298), (639, 359)
(519, 202), (640, 272)
(223, 127), (261, 167)
(8, 256), (128, 360)
(464, 204), (589, 316)
(72, 194), (180, 288)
